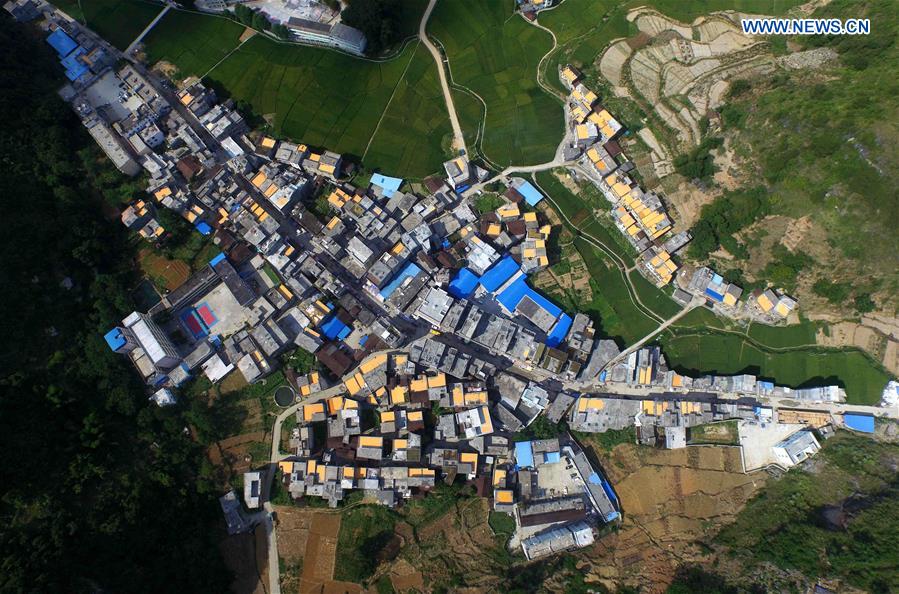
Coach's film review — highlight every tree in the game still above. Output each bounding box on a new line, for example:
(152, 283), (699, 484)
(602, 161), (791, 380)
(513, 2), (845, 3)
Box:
(0, 22), (230, 593)
(340, 0), (402, 55)
(272, 23), (290, 40)
(252, 11), (271, 32)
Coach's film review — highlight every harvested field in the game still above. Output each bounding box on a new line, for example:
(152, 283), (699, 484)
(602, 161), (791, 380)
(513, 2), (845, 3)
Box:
(300, 512), (343, 594)
(576, 443), (767, 593)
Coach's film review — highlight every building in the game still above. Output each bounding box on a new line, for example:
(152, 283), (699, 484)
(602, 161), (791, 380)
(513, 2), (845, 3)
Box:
(772, 429), (821, 468)
(243, 470), (263, 509)
(521, 521), (594, 560)
(286, 18), (367, 55)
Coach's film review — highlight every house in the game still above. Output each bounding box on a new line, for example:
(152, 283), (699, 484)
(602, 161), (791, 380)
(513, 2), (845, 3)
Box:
(772, 429), (821, 468)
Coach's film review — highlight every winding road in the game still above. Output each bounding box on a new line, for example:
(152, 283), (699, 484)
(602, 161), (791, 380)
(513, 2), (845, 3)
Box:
(420, 0), (467, 155)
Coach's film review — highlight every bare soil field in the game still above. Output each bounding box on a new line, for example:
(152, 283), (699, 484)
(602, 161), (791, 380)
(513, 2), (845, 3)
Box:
(577, 443), (766, 593)
(300, 512), (344, 594)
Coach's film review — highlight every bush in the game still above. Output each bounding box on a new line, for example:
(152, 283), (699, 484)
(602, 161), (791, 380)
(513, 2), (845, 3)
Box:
(687, 186), (770, 261)
(673, 136), (723, 180)
(812, 279), (852, 304)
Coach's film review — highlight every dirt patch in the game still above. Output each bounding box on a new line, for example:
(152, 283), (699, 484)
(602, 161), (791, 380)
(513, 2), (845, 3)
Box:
(665, 180), (719, 231)
(208, 430), (267, 477)
(138, 248), (190, 291)
(220, 371), (250, 395)
(389, 558), (425, 592)
(578, 443), (766, 593)
(780, 215), (813, 252)
(239, 27), (257, 43)
(152, 60), (179, 80)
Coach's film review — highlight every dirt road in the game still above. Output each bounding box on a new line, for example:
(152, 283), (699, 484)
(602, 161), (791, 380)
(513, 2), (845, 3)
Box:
(420, 0), (467, 155)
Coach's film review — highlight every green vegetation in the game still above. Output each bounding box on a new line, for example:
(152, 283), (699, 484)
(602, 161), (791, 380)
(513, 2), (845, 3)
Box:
(658, 330), (889, 405)
(54, 0), (162, 50)
(474, 193), (505, 214)
(283, 347), (316, 374)
(340, 0), (423, 56)
(576, 426), (636, 452)
(688, 186), (770, 261)
(136, 5), (450, 177)
(0, 23), (228, 592)
(429, 1), (562, 167)
(673, 136), (723, 180)
(718, 432), (899, 593)
(401, 479), (474, 529)
(665, 566), (748, 594)
(812, 278), (852, 304)
(720, 0), (899, 311)
(488, 511), (516, 537)
(156, 208), (218, 270)
(686, 420), (740, 446)
(512, 415), (563, 442)
(334, 505), (397, 583)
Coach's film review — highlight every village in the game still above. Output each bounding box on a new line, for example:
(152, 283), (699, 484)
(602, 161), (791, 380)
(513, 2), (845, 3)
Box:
(14, 0), (895, 569)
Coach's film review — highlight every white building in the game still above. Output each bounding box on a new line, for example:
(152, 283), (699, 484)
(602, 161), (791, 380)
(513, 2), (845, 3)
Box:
(772, 429), (821, 468)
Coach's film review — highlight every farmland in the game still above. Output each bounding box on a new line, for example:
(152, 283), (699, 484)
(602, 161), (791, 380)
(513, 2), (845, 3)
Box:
(52, 0), (161, 50)
(428, 1), (563, 168)
(142, 9), (452, 177)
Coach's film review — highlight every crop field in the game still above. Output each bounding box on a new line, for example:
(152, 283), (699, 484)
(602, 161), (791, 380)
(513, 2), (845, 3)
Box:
(659, 331), (889, 404)
(142, 9), (245, 77)
(54, 0), (162, 50)
(140, 8), (450, 177)
(428, 1), (563, 167)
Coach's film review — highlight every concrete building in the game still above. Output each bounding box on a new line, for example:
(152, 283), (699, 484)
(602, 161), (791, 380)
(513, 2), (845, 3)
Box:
(772, 429), (821, 468)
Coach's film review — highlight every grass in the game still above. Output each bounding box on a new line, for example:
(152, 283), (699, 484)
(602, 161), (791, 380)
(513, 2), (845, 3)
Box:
(138, 7), (450, 177)
(575, 426), (636, 452)
(488, 511), (516, 537)
(52, 0), (162, 50)
(428, 1), (563, 167)
(334, 505), (397, 583)
(475, 193), (506, 214)
(686, 420), (740, 446)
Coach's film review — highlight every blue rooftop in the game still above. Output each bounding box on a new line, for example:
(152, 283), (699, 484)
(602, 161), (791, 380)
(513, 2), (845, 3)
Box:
(448, 267), (480, 298)
(479, 254), (520, 292)
(546, 313), (572, 348)
(320, 315), (350, 341)
(497, 275), (562, 319)
(704, 287), (725, 302)
(194, 221), (212, 236)
(544, 451), (561, 464)
(515, 181), (544, 206)
(844, 413), (875, 433)
(209, 252), (227, 266)
(60, 46), (88, 81)
(515, 441), (534, 468)
(380, 262), (421, 298)
(103, 328), (126, 351)
(370, 173), (403, 198)
(47, 29), (78, 57)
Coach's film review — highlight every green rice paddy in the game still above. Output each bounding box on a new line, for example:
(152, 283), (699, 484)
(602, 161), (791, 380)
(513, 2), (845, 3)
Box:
(428, 1), (563, 167)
